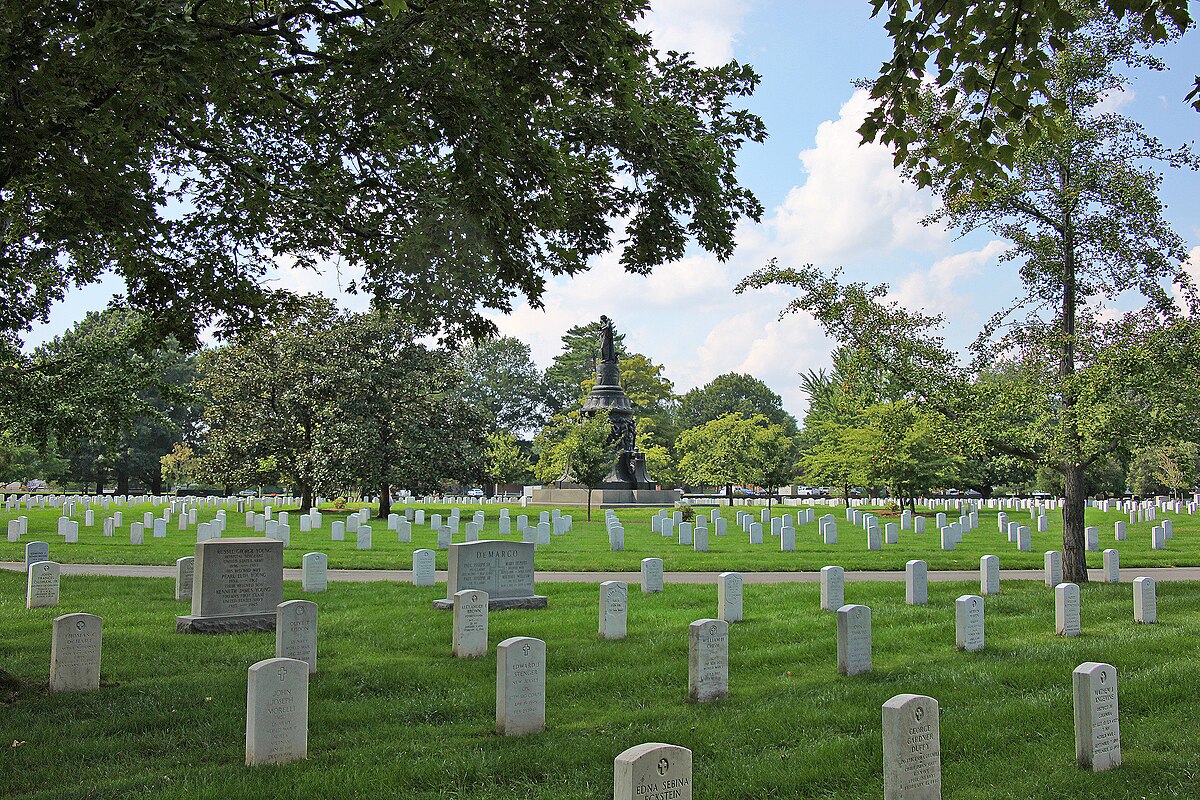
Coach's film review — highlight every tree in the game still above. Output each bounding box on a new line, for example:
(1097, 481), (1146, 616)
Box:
(455, 337), (552, 437)
(195, 298), (342, 507)
(160, 442), (196, 491)
(557, 412), (614, 521)
(678, 373), (798, 435)
(4, 2), (765, 347)
(742, 18), (1200, 583)
(862, 0), (1195, 191)
(1129, 441), (1198, 497)
(676, 412), (790, 505)
(484, 431), (534, 495)
(856, 402), (962, 511)
(310, 311), (490, 518)
(24, 308), (201, 493)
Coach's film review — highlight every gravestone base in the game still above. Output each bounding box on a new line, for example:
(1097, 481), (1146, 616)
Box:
(176, 613), (277, 634)
(433, 595), (547, 611)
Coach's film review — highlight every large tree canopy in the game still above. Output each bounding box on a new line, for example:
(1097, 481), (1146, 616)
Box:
(862, 0), (1195, 190)
(2, 0), (765, 346)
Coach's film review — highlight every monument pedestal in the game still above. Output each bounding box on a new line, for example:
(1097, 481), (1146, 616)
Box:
(176, 613), (277, 634)
(529, 486), (681, 507)
(432, 595), (547, 611)
(176, 537), (284, 635)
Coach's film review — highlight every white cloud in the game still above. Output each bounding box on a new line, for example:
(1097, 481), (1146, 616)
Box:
(764, 89), (946, 266)
(891, 240), (1010, 313)
(1095, 86), (1136, 114)
(639, 0), (751, 67)
(1174, 245), (1200, 307)
(267, 254), (370, 312)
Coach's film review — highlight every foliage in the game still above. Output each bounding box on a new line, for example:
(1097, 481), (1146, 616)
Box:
(532, 412), (578, 486)
(862, 0), (1195, 191)
(557, 411), (614, 520)
(16, 308), (201, 493)
(159, 442), (195, 490)
(677, 372), (798, 436)
(3, 1), (764, 346)
(454, 337), (552, 437)
(676, 412), (794, 503)
(484, 431), (534, 489)
(1128, 441), (1199, 496)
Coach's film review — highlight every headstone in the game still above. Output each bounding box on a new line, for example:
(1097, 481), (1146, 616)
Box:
(1055, 582), (1081, 637)
(867, 526), (882, 550)
(614, 742), (692, 800)
(50, 613), (102, 693)
(24, 540), (49, 571)
(717, 571), (744, 623)
(914, 516), (926, 534)
(1044, 551), (1063, 587)
(1102, 549), (1119, 583)
(980, 555), (1000, 595)
(397, 520), (412, 543)
(820, 565), (844, 611)
(677, 522), (693, 546)
(955, 594), (985, 652)
(1017, 526), (1031, 551)
(331, 521), (345, 541)
(905, 560), (928, 606)
(687, 619), (729, 702)
(302, 552), (328, 593)
(175, 556), (195, 602)
(356, 525), (372, 550)
(130, 522), (144, 545)
(749, 522), (763, 545)
(434, 540), (545, 610)
(694, 524), (709, 552)
(599, 580), (628, 640)
(177, 538), (284, 633)
(884, 522), (899, 545)
(641, 557), (664, 593)
(1133, 576), (1156, 624)
(412, 549), (436, 586)
(939, 527), (955, 551)
(245, 657), (309, 766)
(1151, 525), (1166, 549)
(1073, 662), (1121, 772)
(26, 560), (60, 608)
(495, 636), (546, 735)
(836, 604), (872, 676)
(452, 589), (489, 658)
(275, 600), (318, 674)
(1085, 526), (1099, 552)
(882, 693), (941, 800)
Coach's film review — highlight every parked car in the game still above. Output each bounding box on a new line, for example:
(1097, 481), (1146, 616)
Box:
(466, 488), (484, 497)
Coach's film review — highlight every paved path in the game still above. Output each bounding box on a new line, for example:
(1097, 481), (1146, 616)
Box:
(5, 562), (1200, 584)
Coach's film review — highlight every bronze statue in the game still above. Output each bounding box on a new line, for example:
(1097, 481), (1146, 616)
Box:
(599, 315), (617, 363)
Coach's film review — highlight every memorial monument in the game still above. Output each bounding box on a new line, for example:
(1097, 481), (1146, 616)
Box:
(532, 316), (681, 506)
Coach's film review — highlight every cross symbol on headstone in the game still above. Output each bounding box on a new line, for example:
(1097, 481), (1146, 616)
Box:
(278, 666), (288, 681)
(658, 758), (669, 775)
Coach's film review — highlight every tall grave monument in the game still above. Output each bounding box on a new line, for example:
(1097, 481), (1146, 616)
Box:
(533, 316), (680, 506)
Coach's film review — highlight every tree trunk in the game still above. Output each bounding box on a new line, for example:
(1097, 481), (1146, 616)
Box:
(726, 484), (733, 507)
(843, 483), (851, 508)
(586, 487), (593, 521)
(1062, 461), (1088, 582)
(379, 483), (391, 519)
(117, 468), (130, 495)
(301, 486), (314, 512)
(1059, 176), (1088, 583)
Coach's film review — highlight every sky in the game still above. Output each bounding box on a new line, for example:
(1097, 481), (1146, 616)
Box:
(26, 2), (1200, 420)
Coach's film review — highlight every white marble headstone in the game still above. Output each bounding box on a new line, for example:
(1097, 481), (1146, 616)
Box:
(687, 619), (728, 703)
(1073, 661), (1120, 772)
(50, 612), (102, 693)
(496, 636), (546, 735)
(245, 657), (309, 766)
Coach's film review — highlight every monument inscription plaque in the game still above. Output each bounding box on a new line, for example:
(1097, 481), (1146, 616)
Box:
(434, 540), (546, 610)
(177, 538), (284, 634)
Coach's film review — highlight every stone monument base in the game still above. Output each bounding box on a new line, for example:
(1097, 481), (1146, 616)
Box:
(529, 486), (681, 507)
(432, 595), (548, 611)
(176, 613), (277, 634)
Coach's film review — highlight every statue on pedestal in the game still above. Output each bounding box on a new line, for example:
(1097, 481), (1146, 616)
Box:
(576, 315), (653, 489)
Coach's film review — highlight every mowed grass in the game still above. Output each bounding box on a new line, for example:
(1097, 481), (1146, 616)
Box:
(3, 571), (1200, 799)
(1, 501), (1197, 572)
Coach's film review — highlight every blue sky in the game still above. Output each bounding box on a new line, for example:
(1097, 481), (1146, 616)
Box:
(27, 2), (1200, 419)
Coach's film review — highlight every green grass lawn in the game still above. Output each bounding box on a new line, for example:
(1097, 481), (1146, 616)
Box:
(3, 570), (1199, 799)
(1, 501), (1195, 572)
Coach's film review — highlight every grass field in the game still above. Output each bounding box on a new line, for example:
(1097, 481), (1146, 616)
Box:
(3, 570), (1199, 799)
(1, 501), (1195, 572)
